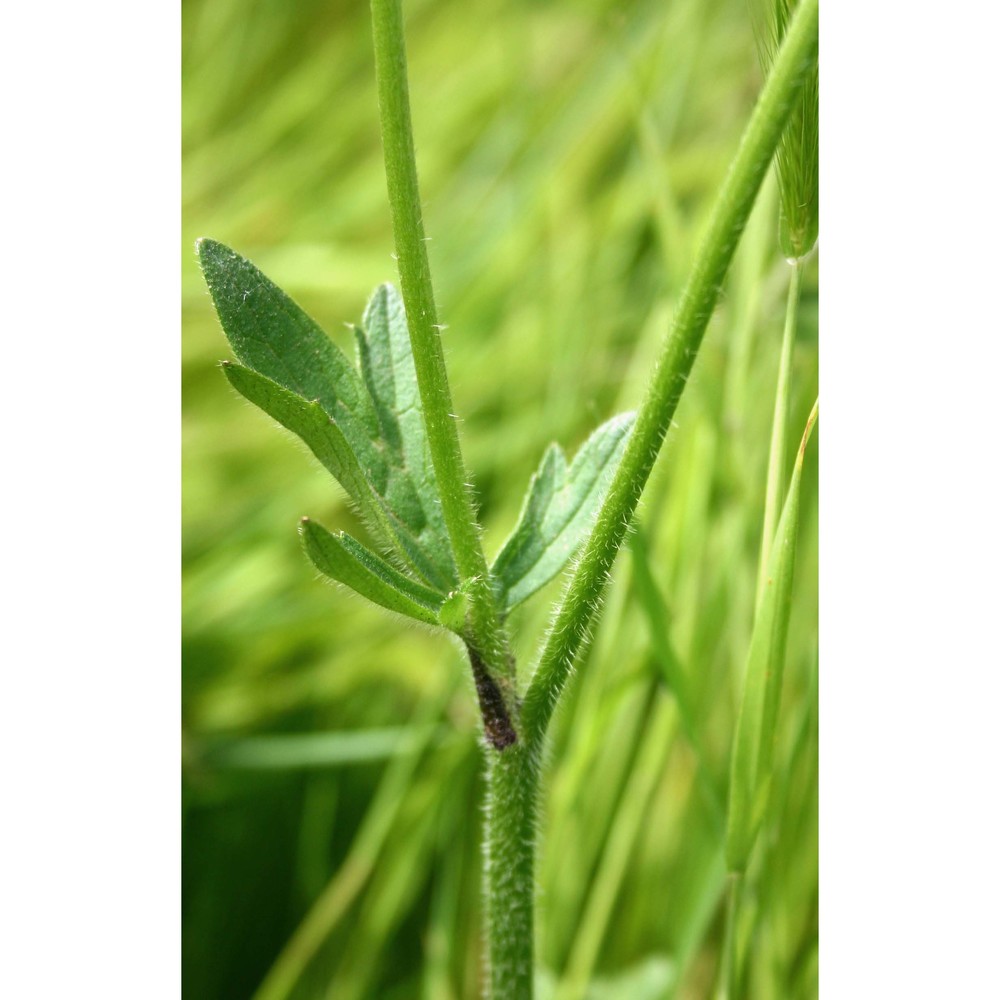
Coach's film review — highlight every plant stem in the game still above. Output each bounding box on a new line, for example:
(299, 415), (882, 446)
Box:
(485, 743), (539, 1000)
(369, 3), (817, 998)
(522, 0), (818, 746)
(716, 873), (746, 1000)
(369, 0), (514, 696)
(370, 3), (528, 995)
(756, 260), (802, 610)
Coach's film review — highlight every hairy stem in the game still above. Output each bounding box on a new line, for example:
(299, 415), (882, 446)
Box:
(485, 744), (539, 1000)
(756, 260), (802, 610)
(370, 2), (528, 995)
(522, 0), (819, 745)
(369, 0), (514, 698)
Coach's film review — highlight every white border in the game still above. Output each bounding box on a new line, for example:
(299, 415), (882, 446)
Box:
(3, 2), (179, 994)
(822, 3), (999, 996)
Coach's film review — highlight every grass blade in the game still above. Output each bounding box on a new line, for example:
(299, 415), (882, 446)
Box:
(726, 399), (818, 872)
(201, 726), (436, 770)
(251, 684), (452, 1000)
(629, 526), (726, 829)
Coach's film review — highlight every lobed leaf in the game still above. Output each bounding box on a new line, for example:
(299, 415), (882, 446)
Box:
(198, 239), (458, 592)
(300, 517), (448, 627)
(221, 361), (446, 588)
(353, 284), (456, 586)
(198, 238), (383, 475)
(221, 362), (382, 526)
(726, 400), (818, 872)
(491, 412), (636, 613)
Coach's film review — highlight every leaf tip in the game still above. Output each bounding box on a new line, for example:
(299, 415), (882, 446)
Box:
(361, 282), (396, 331)
(195, 236), (221, 261)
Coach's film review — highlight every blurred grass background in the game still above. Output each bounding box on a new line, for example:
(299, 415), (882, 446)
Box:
(182, 0), (818, 997)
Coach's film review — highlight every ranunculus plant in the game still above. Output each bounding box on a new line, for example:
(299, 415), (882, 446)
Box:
(197, 0), (818, 995)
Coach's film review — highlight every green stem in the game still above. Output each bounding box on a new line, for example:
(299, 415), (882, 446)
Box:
(522, 0), (818, 745)
(370, 3), (528, 995)
(369, 0), (514, 698)
(485, 744), (539, 1000)
(756, 260), (802, 610)
(716, 873), (746, 1000)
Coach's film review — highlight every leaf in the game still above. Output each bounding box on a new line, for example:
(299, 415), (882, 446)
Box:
(353, 284), (457, 585)
(221, 362), (381, 521)
(199, 239), (458, 592)
(491, 412), (636, 613)
(197, 238), (384, 478)
(221, 361), (446, 588)
(300, 517), (448, 627)
(726, 400), (818, 872)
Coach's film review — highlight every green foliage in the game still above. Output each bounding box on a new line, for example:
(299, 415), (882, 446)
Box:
(183, 0), (819, 996)
(199, 238), (632, 641)
(492, 413), (635, 614)
(200, 240), (458, 592)
(727, 401), (818, 872)
(520, 0), (818, 750)
(300, 519), (447, 627)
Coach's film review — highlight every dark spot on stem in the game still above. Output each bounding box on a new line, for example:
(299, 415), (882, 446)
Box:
(466, 644), (517, 750)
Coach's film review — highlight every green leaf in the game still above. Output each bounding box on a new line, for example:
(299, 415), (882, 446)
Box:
(491, 412), (636, 613)
(221, 361), (446, 588)
(354, 284), (457, 586)
(221, 362), (381, 522)
(300, 517), (447, 627)
(199, 239), (458, 592)
(726, 400), (818, 872)
(197, 238), (384, 479)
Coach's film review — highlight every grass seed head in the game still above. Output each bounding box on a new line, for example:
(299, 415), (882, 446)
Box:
(754, 0), (819, 260)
